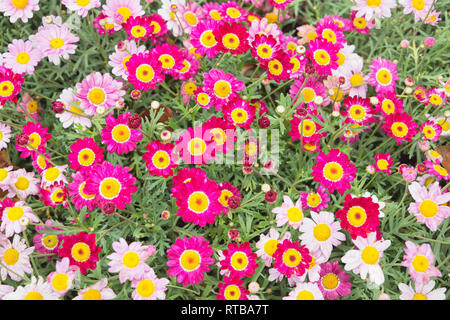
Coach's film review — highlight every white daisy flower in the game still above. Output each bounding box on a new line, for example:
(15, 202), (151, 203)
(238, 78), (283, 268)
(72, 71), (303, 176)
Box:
(283, 282), (324, 300)
(2, 276), (59, 300)
(0, 122), (12, 150)
(272, 195), (305, 230)
(55, 88), (92, 129)
(255, 228), (291, 267)
(158, 0), (186, 37)
(398, 280), (446, 300)
(7, 169), (40, 200)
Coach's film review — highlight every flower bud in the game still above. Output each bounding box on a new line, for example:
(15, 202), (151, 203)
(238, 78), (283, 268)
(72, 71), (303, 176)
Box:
(16, 133), (29, 146)
(151, 100), (160, 109)
(101, 202), (116, 215)
(228, 229), (239, 240)
(265, 190), (278, 203)
(314, 96), (323, 106)
(261, 183), (271, 192)
(404, 87), (413, 94)
(161, 210), (171, 220)
(276, 105), (285, 114)
(400, 39), (409, 48)
(51, 101), (65, 114)
(248, 282), (260, 294)
(127, 114), (142, 129)
(424, 37), (435, 48)
(227, 195), (241, 209)
(96, 106), (105, 115)
(258, 116), (270, 129)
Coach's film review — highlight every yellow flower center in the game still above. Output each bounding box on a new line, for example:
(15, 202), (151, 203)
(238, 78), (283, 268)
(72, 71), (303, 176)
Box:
(381, 99), (395, 114)
(349, 105), (366, 121)
(433, 165), (448, 176)
(152, 150), (170, 169)
(282, 248), (302, 267)
(184, 12), (198, 26)
(116, 7), (132, 22)
(188, 138), (206, 156)
(412, 293), (428, 300)
(412, 255), (429, 273)
(16, 52), (30, 65)
(366, 0), (381, 7)
(347, 206), (367, 227)
(313, 223), (331, 241)
(0, 81), (14, 97)
(99, 177), (121, 200)
(218, 189), (233, 207)
(150, 21), (161, 34)
(71, 242), (91, 262)
(226, 7), (241, 18)
(179, 249), (201, 271)
(428, 94), (442, 106)
(329, 87), (343, 102)
(213, 80), (231, 98)
(49, 38), (65, 49)
(412, 0), (425, 10)
(350, 73), (364, 87)
(111, 124), (131, 143)
(179, 60), (191, 73)
(322, 273), (339, 290)
(256, 44), (273, 59)
(377, 159), (389, 170)
(24, 291), (43, 300)
(52, 273), (69, 291)
(83, 289), (102, 300)
(44, 167), (60, 182)
(336, 52), (345, 66)
(3, 248), (19, 265)
(11, 0), (28, 9)
(15, 176), (30, 191)
(296, 290), (315, 300)
(79, 181), (95, 200)
(184, 82), (197, 95)
(322, 29), (337, 43)
(136, 279), (155, 298)
(263, 239), (279, 257)
(307, 193), (321, 207)
(306, 31), (317, 41)
(299, 119), (317, 137)
(231, 108), (249, 124)
(300, 87), (316, 103)
(391, 122), (408, 138)
(130, 25), (147, 38)
(290, 57), (300, 73)
(353, 17), (367, 29)
(224, 285), (241, 300)
(211, 128), (226, 146)
(136, 64), (155, 83)
(231, 252), (249, 271)
(268, 59), (283, 76)
(313, 49), (330, 65)
(209, 10), (222, 21)
(88, 88), (106, 105)
(76, 0), (91, 6)
(42, 235), (59, 250)
(27, 100), (38, 113)
(376, 68), (392, 85)
(361, 246), (380, 265)
(222, 33), (240, 50)
(7, 206), (24, 222)
(78, 148), (95, 166)
(188, 191), (209, 213)
(286, 207), (303, 223)
(419, 199), (438, 218)
(122, 251), (140, 268)
(245, 142), (257, 155)
(197, 92), (210, 106)
(323, 162), (344, 182)
(159, 54), (175, 69)
(0, 168), (7, 182)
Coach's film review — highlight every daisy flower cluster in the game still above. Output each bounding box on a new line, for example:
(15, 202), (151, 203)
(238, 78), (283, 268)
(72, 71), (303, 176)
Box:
(0, 0), (448, 301)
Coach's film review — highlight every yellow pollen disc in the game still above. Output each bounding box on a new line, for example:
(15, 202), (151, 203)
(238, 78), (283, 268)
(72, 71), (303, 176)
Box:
(180, 249), (201, 271)
(159, 54), (175, 69)
(199, 30), (217, 48)
(24, 292), (43, 300)
(213, 80), (231, 98)
(286, 207), (303, 223)
(7, 206), (24, 222)
(287, 42), (297, 52)
(0, 81), (14, 97)
(179, 60), (191, 73)
(222, 33), (240, 50)
(329, 87), (343, 102)
(15, 176), (30, 191)
(197, 92), (210, 106)
(350, 74), (363, 88)
(304, 143), (318, 152)
(419, 200), (438, 218)
(307, 193), (321, 207)
(306, 31), (317, 42)
(377, 159), (389, 170)
(296, 290), (315, 300)
(347, 206), (367, 227)
(257, 44), (273, 59)
(111, 124), (131, 143)
(412, 293), (428, 300)
(209, 10), (222, 21)
(188, 191), (209, 213)
(349, 105), (366, 121)
(188, 138), (206, 156)
(131, 25), (147, 38)
(150, 21), (161, 34)
(230, 252), (249, 271)
(376, 68), (392, 85)
(231, 108), (249, 124)
(366, 0), (381, 7)
(391, 122), (408, 138)
(122, 55), (132, 70)
(42, 235), (59, 250)
(27, 100), (38, 113)
(136, 279), (155, 298)
(299, 119), (317, 137)
(52, 273), (69, 291)
(313, 223), (331, 241)
(323, 162), (344, 182)
(83, 289), (102, 300)
(265, 13), (278, 24)
(245, 142), (257, 155)
(412, 0), (425, 10)
(116, 7), (132, 22)
(381, 99), (395, 114)
(0, 168), (7, 181)
(428, 95), (442, 106)
(3, 248), (19, 265)
(44, 167), (60, 182)
(88, 88), (106, 105)
(78, 149), (95, 166)
(136, 64), (155, 82)
(99, 177), (121, 199)
(290, 57), (300, 73)
(28, 132), (41, 150)
(361, 246), (380, 265)
(322, 273), (339, 290)
(218, 189), (233, 207)
(224, 285), (241, 300)
(184, 12), (198, 26)
(301, 87), (316, 103)
(11, 0), (28, 9)
(71, 242), (91, 262)
(122, 251), (140, 268)
(184, 82), (197, 95)
(322, 29), (337, 43)
(210, 128), (226, 146)
(268, 60), (283, 76)
(79, 181), (95, 200)
(226, 7), (241, 18)
(70, 103), (83, 115)
(337, 52), (345, 66)
(433, 165), (448, 176)
(437, 119), (450, 131)
(16, 52), (30, 65)
(283, 248), (302, 267)
(76, 0), (91, 6)
(152, 150), (170, 169)
(313, 49), (330, 65)
(354, 17), (367, 29)
(49, 38), (65, 49)
(264, 239), (279, 257)
(412, 255), (429, 272)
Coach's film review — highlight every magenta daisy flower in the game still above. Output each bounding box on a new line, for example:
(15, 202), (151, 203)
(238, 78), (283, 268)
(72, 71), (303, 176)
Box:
(84, 161), (137, 210)
(15, 121), (52, 159)
(194, 86), (214, 110)
(289, 75), (327, 110)
(108, 40), (147, 80)
(316, 16), (346, 49)
(175, 126), (216, 165)
(408, 181), (450, 231)
(300, 186), (330, 212)
(317, 260), (351, 300)
(262, 50), (293, 83)
(62, 0), (101, 17)
(203, 68), (245, 110)
(423, 160), (450, 181)
(173, 49), (200, 81)
(126, 52), (165, 90)
(122, 15), (153, 41)
(219, 1), (247, 23)
(2, 39), (42, 75)
(375, 91), (404, 116)
(0, 0), (40, 23)
(343, 96), (374, 126)
(307, 38), (339, 75)
(170, 167), (208, 199)
(147, 14), (168, 40)
(426, 88), (447, 108)
(153, 43), (184, 77)
(68, 137), (104, 172)
(349, 10), (375, 34)
(106, 238), (153, 283)
(40, 181), (69, 209)
(166, 236), (215, 286)
(203, 116), (236, 154)
(311, 148), (357, 195)
(0, 65), (25, 106)
(58, 232), (101, 275)
(190, 19), (220, 58)
(383, 111), (418, 145)
(76, 72), (125, 116)
(250, 34), (280, 63)
(143, 140), (178, 178)
(399, 0), (433, 22)
(368, 57), (399, 94)
(217, 276), (249, 300)
(223, 98), (256, 129)
(273, 239), (312, 278)
(401, 241), (442, 285)
(102, 0), (145, 30)
(219, 242), (258, 278)
(214, 21), (249, 55)
(217, 181), (241, 214)
(289, 112), (326, 143)
(68, 171), (98, 212)
(374, 152), (394, 174)
(101, 112), (143, 155)
(268, 0), (294, 10)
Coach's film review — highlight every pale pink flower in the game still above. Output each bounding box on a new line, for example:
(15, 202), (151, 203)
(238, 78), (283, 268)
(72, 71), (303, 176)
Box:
(401, 241), (442, 285)
(2, 39), (42, 75)
(73, 278), (116, 300)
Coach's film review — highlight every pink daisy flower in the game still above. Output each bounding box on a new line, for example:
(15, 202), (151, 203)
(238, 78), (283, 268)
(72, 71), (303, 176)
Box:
(33, 220), (63, 256)
(190, 19), (220, 58)
(122, 15), (153, 41)
(143, 140), (178, 178)
(194, 85), (214, 110)
(0, 0), (40, 23)
(375, 91), (404, 116)
(40, 165), (68, 189)
(401, 241), (442, 284)
(39, 181), (69, 209)
(317, 260), (352, 300)
(300, 186), (330, 212)
(153, 43), (184, 77)
(343, 96), (374, 126)
(0, 234), (34, 282)
(399, 0), (433, 22)
(15, 121), (51, 159)
(147, 13), (168, 40)
(399, 280), (446, 300)
(55, 88), (92, 129)
(47, 257), (78, 296)
(289, 112), (326, 143)
(17, 93), (41, 122)
(202, 68), (245, 110)
(374, 152), (394, 174)
(108, 40), (147, 80)
(173, 49), (200, 80)
(248, 17), (282, 44)
(93, 12), (117, 35)
(349, 11), (375, 34)
(217, 276), (249, 300)
(423, 160), (450, 181)
(173, 176), (222, 226)
(7, 168), (40, 199)
(262, 50), (293, 83)
(106, 238), (153, 283)
(217, 181), (241, 214)
(250, 34), (280, 63)
(307, 38), (339, 75)
(126, 52), (165, 90)
(214, 21), (249, 55)
(316, 16), (346, 49)
(131, 268), (169, 300)
(273, 239), (312, 278)
(73, 278), (116, 300)
(0, 166), (13, 192)
(283, 282), (324, 300)
(219, 1), (247, 23)
(352, 0), (397, 20)
(407, 181), (450, 231)
(273, 195), (306, 230)
(68, 137), (104, 172)
(0, 64), (25, 106)
(2, 39), (42, 75)
(102, 0), (145, 30)
(84, 161), (137, 210)
(1, 201), (38, 237)
(289, 75), (327, 110)
(2, 276), (59, 300)
(383, 111), (418, 145)
(424, 10), (441, 26)
(288, 52), (308, 79)
(76, 72), (125, 116)
(311, 148), (357, 195)
(62, 0), (101, 18)
(175, 126), (216, 165)
(426, 88), (447, 108)
(222, 98), (256, 129)
(368, 57), (399, 94)
(68, 171), (98, 211)
(0, 122), (12, 151)
(170, 167), (208, 199)
(166, 236), (215, 286)
(101, 112), (143, 155)
(30, 23), (79, 66)
(420, 120), (442, 142)
(219, 242), (259, 278)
